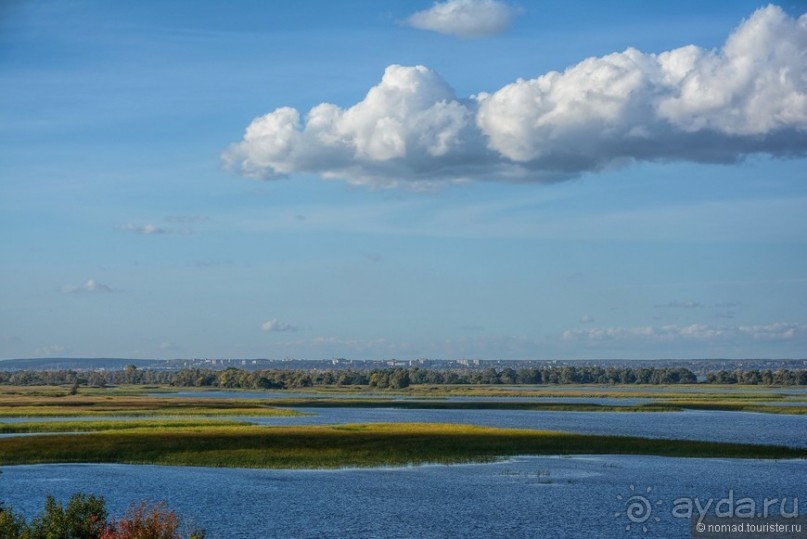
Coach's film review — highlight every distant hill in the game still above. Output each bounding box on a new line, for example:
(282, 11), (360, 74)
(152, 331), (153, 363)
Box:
(0, 357), (165, 371)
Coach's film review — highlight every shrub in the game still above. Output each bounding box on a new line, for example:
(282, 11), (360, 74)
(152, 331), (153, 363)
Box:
(101, 501), (205, 539)
(0, 495), (204, 539)
(28, 493), (107, 539)
(0, 502), (26, 538)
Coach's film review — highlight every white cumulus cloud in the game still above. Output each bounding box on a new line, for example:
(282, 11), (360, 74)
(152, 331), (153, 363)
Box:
(406, 0), (517, 37)
(224, 6), (807, 189)
(224, 64), (492, 188)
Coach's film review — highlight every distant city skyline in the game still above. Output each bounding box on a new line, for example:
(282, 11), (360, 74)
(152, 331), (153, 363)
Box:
(1, 1), (806, 360)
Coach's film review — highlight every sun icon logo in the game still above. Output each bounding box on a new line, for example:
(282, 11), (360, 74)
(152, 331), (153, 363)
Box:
(614, 484), (663, 533)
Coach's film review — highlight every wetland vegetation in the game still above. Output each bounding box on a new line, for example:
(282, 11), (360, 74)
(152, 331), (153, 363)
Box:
(0, 493), (205, 539)
(0, 384), (805, 469)
(1, 422), (804, 469)
(0, 390), (302, 418)
(262, 397), (807, 415)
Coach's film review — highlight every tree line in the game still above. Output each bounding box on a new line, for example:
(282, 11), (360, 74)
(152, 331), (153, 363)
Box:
(1, 365), (805, 389)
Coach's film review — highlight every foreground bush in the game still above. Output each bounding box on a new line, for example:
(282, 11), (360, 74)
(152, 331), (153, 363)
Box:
(0, 494), (204, 539)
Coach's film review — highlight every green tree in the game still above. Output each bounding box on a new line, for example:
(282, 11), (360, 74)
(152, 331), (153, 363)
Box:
(479, 368), (499, 384)
(368, 371), (389, 388)
(217, 368), (242, 388)
(28, 493), (107, 539)
(499, 368), (517, 384)
(388, 369), (410, 389)
(0, 502), (26, 538)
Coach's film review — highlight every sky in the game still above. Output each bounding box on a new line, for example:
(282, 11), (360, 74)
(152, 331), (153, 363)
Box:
(1, 0), (806, 361)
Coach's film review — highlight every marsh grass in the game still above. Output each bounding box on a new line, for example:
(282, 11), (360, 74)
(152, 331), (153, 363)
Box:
(299, 384), (806, 400)
(0, 385), (75, 397)
(0, 418), (251, 433)
(267, 398), (663, 412)
(2, 385), (803, 417)
(0, 423), (802, 469)
(656, 401), (807, 415)
(0, 393), (302, 417)
(264, 398), (806, 415)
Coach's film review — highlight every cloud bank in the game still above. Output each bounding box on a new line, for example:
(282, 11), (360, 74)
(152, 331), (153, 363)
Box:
(406, 0), (517, 37)
(562, 322), (805, 342)
(224, 6), (807, 189)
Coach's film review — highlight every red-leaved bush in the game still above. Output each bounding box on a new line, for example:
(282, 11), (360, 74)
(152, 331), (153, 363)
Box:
(101, 501), (201, 539)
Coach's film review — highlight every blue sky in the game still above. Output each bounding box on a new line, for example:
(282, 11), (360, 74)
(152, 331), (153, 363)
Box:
(1, 0), (806, 361)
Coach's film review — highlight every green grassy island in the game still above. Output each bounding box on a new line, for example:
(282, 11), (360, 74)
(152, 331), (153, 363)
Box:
(1, 422), (804, 468)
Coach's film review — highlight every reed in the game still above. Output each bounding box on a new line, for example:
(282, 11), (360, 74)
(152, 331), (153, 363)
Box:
(263, 398), (806, 415)
(300, 384), (805, 400)
(0, 418), (250, 433)
(0, 393), (302, 417)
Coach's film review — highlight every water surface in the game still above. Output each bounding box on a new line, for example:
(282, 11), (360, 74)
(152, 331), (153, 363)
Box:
(2, 407), (805, 447)
(2, 457), (803, 539)
(243, 407), (807, 448)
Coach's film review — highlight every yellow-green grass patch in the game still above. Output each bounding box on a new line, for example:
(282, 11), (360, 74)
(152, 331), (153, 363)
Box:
(0, 423), (803, 469)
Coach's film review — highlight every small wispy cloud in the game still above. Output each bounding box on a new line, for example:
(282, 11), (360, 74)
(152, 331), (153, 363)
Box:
(562, 322), (806, 342)
(655, 300), (739, 309)
(406, 0), (517, 38)
(654, 300), (703, 309)
(118, 223), (167, 235)
(261, 319), (300, 333)
(579, 314), (595, 324)
(118, 223), (191, 235)
(63, 279), (120, 294)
